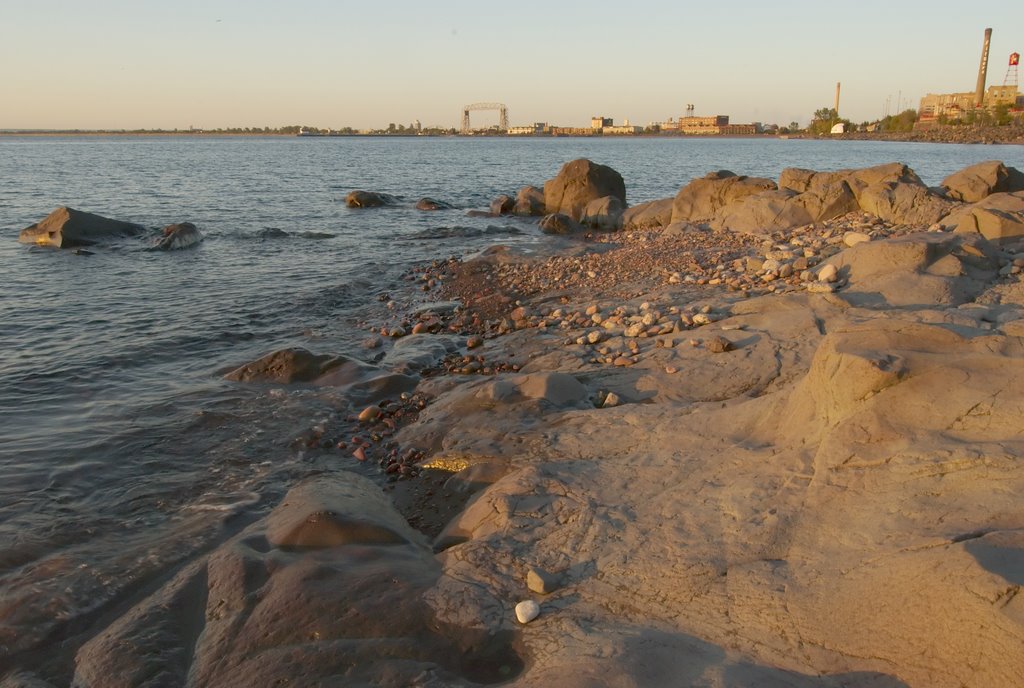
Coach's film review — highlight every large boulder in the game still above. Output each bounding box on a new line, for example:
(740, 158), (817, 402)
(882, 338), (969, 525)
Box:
(490, 194), (514, 215)
(579, 195), (625, 230)
(949, 191), (1024, 243)
(621, 198), (673, 230)
(670, 171), (777, 223)
(513, 185), (546, 216)
(542, 159), (626, 221)
(711, 182), (859, 234)
(153, 222), (203, 250)
(856, 182), (956, 226)
(18, 207), (143, 248)
(344, 190), (394, 208)
(941, 160), (1024, 203)
(780, 162), (926, 201)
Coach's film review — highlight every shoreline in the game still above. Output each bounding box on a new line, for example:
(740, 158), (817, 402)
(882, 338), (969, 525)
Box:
(2, 124), (1022, 145)
(12, 158), (1024, 686)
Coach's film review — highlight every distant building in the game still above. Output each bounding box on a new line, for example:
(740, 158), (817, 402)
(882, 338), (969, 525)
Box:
(508, 122), (548, 135)
(550, 126), (596, 136)
(602, 124), (642, 135)
(591, 116), (613, 129)
(679, 115), (729, 134)
(919, 84), (1021, 120)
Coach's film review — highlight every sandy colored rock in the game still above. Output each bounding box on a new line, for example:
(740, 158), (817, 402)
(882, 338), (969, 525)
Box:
(621, 197), (673, 230)
(671, 172), (777, 223)
(856, 181), (955, 226)
(941, 160), (1024, 203)
(514, 185), (546, 216)
(580, 195), (625, 231)
(949, 191), (1024, 243)
(710, 182), (858, 234)
(18, 206), (143, 248)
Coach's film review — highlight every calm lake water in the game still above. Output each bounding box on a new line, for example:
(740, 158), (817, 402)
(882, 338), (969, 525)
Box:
(0, 135), (1021, 677)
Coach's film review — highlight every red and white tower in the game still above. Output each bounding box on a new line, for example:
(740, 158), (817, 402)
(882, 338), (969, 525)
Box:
(1005, 52), (1020, 88)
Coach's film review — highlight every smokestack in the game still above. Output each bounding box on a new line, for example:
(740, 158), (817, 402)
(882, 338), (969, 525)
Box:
(976, 28), (993, 108)
(834, 82), (841, 116)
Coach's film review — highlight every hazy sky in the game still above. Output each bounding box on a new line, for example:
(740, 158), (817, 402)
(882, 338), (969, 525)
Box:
(2, 0), (1022, 130)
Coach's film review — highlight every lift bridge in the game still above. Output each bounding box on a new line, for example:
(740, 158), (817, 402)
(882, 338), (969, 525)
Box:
(461, 102), (509, 133)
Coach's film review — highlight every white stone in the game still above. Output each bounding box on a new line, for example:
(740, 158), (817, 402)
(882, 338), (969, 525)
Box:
(602, 392), (622, 408)
(817, 263), (838, 283)
(515, 600), (541, 624)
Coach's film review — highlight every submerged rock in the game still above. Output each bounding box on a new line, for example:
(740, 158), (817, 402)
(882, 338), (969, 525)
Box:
(415, 197), (452, 211)
(345, 190), (394, 208)
(18, 206), (143, 248)
(153, 222), (203, 250)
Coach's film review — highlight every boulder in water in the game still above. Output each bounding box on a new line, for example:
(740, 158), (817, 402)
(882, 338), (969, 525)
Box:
(543, 159), (626, 221)
(415, 197), (452, 211)
(345, 190), (394, 208)
(18, 206), (143, 248)
(153, 222), (203, 250)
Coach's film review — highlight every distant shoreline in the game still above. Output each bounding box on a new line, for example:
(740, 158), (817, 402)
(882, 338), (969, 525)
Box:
(1, 127), (1021, 144)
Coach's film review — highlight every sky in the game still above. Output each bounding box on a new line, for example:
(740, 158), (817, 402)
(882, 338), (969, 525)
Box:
(1, 0), (1022, 130)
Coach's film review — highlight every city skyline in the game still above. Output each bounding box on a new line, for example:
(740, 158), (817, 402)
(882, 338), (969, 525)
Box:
(2, 0), (1021, 131)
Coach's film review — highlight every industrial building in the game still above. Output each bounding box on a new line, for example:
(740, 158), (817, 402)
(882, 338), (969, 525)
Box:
(918, 29), (1022, 121)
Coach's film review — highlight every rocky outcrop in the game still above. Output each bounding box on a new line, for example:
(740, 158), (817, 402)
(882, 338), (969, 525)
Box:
(539, 213), (585, 235)
(856, 181), (956, 226)
(344, 190), (395, 208)
(542, 159), (626, 221)
(73, 473), (524, 687)
(224, 347), (416, 402)
(941, 160), (1024, 203)
(18, 207), (143, 248)
(153, 222), (203, 250)
(670, 171), (777, 223)
(513, 186), (546, 216)
(621, 198), (673, 230)
(779, 162), (925, 199)
(579, 195), (625, 231)
(223, 347), (352, 384)
(710, 182), (858, 234)
(821, 231), (1000, 307)
(949, 191), (1024, 243)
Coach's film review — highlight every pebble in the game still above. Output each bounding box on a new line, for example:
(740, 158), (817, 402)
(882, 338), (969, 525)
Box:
(467, 335), (484, 349)
(515, 600), (541, 624)
(665, 365), (678, 374)
(358, 406), (381, 423)
(602, 392), (622, 408)
(706, 335), (733, 353)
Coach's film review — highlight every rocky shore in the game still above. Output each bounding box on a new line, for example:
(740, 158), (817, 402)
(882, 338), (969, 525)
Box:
(15, 158), (1024, 687)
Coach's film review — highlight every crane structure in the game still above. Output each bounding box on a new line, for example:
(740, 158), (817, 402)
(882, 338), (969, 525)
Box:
(461, 103), (509, 133)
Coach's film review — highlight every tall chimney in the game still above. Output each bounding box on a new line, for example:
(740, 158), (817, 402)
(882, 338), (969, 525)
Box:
(834, 82), (841, 116)
(976, 28), (993, 108)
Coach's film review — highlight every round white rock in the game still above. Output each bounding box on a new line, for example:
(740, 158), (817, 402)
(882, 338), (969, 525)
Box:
(515, 600), (541, 624)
